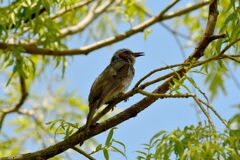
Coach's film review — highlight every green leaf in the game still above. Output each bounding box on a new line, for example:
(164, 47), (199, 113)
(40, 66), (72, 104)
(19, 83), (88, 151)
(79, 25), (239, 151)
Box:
(135, 150), (147, 156)
(105, 127), (116, 147)
(144, 29), (152, 40)
(150, 131), (166, 145)
(190, 70), (207, 75)
(10, 13), (16, 25)
(182, 84), (191, 93)
(6, 72), (15, 87)
(215, 39), (223, 54)
(41, 0), (51, 13)
(113, 139), (126, 154)
(220, 12), (237, 32)
(111, 146), (127, 159)
(103, 148), (109, 160)
(95, 144), (103, 152)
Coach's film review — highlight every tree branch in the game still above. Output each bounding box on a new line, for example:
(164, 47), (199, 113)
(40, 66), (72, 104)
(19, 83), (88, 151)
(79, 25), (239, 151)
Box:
(209, 34), (227, 41)
(191, 95), (215, 131)
(0, 1), (210, 56)
(0, 76), (28, 130)
(197, 99), (229, 128)
(134, 2), (193, 41)
(136, 89), (217, 130)
(71, 146), (96, 160)
(220, 38), (240, 55)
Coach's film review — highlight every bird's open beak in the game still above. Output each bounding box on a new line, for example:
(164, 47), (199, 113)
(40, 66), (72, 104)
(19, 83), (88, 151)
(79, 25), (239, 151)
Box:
(133, 52), (144, 57)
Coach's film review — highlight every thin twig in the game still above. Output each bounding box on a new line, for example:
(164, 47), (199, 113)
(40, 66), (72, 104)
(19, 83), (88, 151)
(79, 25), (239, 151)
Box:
(220, 38), (240, 55)
(209, 34), (227, 41)
(137, 89), (191, 98)
(161, 22), (193, 41)
(139, 72), (176, 89)
(134, 2), (193, 41)
(173, 32), (187, 59)
(163, 1), (210, 20)
(192, 95), (215, 131)
(134, 63), (187, 88)
(50, 0), (94, 20)
(135, 54), (240, 90)
(137, 89), (216, 130)
(71, 147), (96, 160)
(225, 55), (240, 63)
(198, 99), (229, 128)
(159, 0), (180, 17)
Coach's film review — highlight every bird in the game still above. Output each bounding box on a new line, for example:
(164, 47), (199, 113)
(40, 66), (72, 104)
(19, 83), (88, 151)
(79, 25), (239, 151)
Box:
(85, 48), (144, 134)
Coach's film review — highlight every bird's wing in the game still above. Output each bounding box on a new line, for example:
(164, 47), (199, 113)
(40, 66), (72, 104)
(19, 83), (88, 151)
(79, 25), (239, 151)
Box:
(88, 61), (124, 105)
(88, 61), (134, 106)
(102, 63), (134, 102)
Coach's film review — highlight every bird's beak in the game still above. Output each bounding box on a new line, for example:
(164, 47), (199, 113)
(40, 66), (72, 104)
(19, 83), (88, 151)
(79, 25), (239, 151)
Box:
(133, 52), (144, 57)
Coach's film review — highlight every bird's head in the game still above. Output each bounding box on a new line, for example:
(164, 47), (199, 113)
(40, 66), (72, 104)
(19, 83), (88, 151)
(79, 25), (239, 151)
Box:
(111, 48), (144, 64)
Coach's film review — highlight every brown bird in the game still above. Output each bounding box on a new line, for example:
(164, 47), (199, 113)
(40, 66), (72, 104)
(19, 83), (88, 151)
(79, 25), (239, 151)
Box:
(85, 48), (144, 134)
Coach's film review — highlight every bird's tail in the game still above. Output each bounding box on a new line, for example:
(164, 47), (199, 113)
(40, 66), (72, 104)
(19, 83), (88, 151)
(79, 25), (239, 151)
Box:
(85, 107), (95, 133)
(84, 99), (101, 137)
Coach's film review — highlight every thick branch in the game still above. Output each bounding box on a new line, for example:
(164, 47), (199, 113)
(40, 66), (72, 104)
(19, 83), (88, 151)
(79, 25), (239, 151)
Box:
(185, 0), (219, 63)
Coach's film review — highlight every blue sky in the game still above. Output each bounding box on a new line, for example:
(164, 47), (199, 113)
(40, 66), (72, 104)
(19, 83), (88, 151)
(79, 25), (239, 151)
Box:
(1, 0), (240, 160)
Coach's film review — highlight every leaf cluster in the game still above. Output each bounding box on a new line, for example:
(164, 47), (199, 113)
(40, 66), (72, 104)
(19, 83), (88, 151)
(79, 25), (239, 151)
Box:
(136, 122), (239, 160)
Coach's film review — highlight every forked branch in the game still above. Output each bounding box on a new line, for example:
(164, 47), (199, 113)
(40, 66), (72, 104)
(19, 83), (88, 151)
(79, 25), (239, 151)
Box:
(0, 75), (28, 130)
